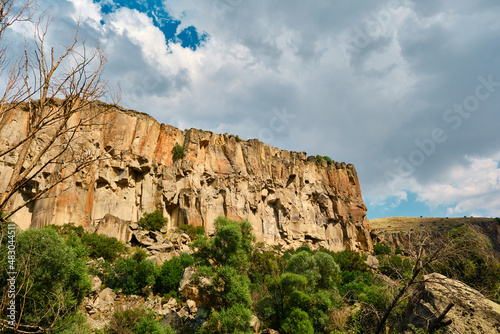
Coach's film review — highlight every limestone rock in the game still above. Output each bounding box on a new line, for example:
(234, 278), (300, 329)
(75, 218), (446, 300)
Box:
(250, 315), (260, 333)
(179, 266), (211, 305)
(93, 214), (132, 243)
(90, 275), (102, 295)
(0, 101), (373, 252)
(365, 255), (379, 269)
(404, 273), (500, 333)
(184, 306), (209, 332)
(92, 288), (116, 312)
(186, 299), (197, 314)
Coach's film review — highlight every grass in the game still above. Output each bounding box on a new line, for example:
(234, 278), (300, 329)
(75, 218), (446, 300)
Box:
(370, 216), (496, 233)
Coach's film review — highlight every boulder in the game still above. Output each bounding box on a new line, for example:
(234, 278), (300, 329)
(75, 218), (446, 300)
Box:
(92, 288), (116, 312)
(403, 273), (500, 333)
(94, 214), (133, 243)
(161, 310), (183, 334)
(250, 315), (260, 333)
(179, 266), (211, 305)
(89, 275), (102, 294)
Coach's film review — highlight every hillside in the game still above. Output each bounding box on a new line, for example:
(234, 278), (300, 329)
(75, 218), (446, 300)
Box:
(370, 216), (497, 233)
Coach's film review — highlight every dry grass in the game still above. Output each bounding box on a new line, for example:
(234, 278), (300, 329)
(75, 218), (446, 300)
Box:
(369, 216), (496, 233)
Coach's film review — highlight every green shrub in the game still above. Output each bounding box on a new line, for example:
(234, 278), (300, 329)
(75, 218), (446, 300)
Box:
(281, 308), (314, 334)
(379, 254), (413, 280)
(192, 217), (254, 330)
(104, 250), (156, 295)
(373, 243), (391, 255)
(249, 250), (282, 285)
(322, 156), (333, 164)
(235, 135), (241, 142)
(0, 227), (91, 331)
(175, 224), (205, 241)
(49, 223), (126, 262)
(332, 249), (369, 272)
(137, 210), (168, 231)
(82, 232), (127, 262)
(287, 250), (341, 290)
(172, 143), (186, 161)
(154, 253), (194, 295)
(134, 311), (175, 334)
(430, 226), (500, 302)
(107, 308), (174, 334)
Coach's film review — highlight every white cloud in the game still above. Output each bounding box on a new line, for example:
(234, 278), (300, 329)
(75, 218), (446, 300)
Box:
(17, 0), (500, 219)
(412, 152), (500, 216)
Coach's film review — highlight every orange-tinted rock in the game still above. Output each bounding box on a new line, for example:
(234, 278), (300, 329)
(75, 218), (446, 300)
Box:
(0, 101), (373, 251)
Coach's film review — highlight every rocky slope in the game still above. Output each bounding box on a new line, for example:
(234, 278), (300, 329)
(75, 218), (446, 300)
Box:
(370, 217), (500, 252)
(0, 100), (372, 251)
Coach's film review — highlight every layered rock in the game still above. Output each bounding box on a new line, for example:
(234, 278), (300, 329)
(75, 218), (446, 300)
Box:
(0, 101), (372, 251)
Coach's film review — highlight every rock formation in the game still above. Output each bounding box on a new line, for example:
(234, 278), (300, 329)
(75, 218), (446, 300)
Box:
(0, 100), (372, 251)
(403, 273), (500, 333)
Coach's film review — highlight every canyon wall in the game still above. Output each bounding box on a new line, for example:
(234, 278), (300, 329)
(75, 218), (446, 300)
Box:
(0, 101), (373, 251)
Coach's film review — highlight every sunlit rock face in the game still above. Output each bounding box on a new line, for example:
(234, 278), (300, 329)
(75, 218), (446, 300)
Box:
(0, 101), (373, 252)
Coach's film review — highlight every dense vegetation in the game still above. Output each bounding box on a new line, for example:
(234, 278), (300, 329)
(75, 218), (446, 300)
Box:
(1, 217), (499, 333)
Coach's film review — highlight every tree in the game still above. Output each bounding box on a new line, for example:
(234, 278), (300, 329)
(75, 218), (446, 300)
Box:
(192, 216), (255, 333)
(0, 227), (91, 332)
(0, 1), (112, 224)
(257, 273), (308, 330)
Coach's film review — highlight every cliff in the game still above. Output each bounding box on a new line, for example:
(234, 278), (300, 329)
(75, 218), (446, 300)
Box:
(0, 101), (373, 251)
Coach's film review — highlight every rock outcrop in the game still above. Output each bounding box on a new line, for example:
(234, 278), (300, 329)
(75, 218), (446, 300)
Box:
(0, 101), (372, 251)
(403, 273), (500, 333)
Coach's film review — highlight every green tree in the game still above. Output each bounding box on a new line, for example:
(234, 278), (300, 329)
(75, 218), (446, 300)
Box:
(287, 250), (341, 290)
(153, 253), (194, 295)
(257, 273), (308, 330)
(0, 227), (91, 332)
(137, 210), (168, 231)
(104, 249), (156, 295)
(192, 216), (255, 333)
(280, 308), (314, 334)
(172, 144), (186, 161)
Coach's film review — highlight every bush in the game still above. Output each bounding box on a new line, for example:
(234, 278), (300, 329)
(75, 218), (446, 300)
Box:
(107, 308), (174, 334)
(104, 249), (156, 295)
(374, 243), (391, 255)
(281, 308), (314, 334)
(172, 143), (186, 161)
(137, 210), (168, 231)
(0, 227), (91, 331)
(287, 250), (341, 290)
(323, 156), (333, 164)
(154, 253), (194, 295)
(332, 249), (369, 272)
(175, 224), (205, 241)
(82, 232), (127, 262)
(49, 223), (127, 262)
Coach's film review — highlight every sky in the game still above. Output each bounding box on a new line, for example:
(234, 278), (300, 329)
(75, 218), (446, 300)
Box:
(5, 0), (500, 219)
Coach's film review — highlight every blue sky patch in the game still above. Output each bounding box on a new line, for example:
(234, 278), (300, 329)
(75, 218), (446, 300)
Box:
(92, 0), (207, 50)
(368, 192), (448, 219)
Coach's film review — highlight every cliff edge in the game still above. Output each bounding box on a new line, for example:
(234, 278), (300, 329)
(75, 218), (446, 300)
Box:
(0, 101), (372, 251)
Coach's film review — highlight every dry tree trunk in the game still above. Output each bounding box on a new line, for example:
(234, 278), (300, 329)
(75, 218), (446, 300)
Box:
(0, 11), (115, 224)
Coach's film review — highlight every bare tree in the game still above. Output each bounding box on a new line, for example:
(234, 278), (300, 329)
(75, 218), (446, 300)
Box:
(0, 7), (113, 224)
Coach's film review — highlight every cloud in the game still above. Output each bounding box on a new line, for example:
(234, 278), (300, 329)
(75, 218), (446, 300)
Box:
(6, 0), (500, 218)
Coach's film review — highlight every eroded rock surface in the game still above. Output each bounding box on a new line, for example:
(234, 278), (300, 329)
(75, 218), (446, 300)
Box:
(0, 101), (372, 251)
(404, 273), (500, 333)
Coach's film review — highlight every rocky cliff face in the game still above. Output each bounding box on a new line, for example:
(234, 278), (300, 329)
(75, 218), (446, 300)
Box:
(0, 101), (372, 251)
